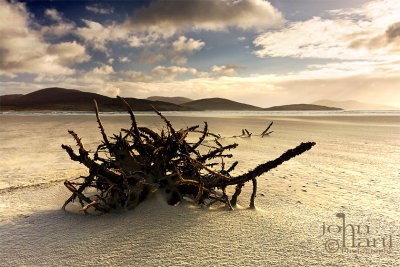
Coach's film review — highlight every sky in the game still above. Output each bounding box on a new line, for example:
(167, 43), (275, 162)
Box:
(0, 0), (399, 108)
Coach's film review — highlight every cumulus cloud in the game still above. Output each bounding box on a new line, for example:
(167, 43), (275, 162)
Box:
(137, 51), (167, 64)
(254, 17), (365, 59)
(0, 1), (89, 78)
(92, 64), (114, 75)
(166, 36), (205, 65)
(75, 20), (162, 53)
(45, 8), (62, 22)
(78, 64), (115, 86)
(129, 0), (283, 33)
(253, 0), (400, 60)
(120, 65), (199, 82)
(172, 36), (205, 52)
(385, 22), (400, 42)
(135, 36), (204, 65)
(86, 5), (114, 14)
(119, 57), (130, 63)
(75, 0), (280, 55)
(212, 64), (247, 76)
(120, 70), (152, 82)
(100, 83), (120, 97)
(47, 41), (89, 65)
(347, 21), (400, 52)
(151, 66), (197, 81)
(75, 20), (125, 52)
(41, 8), (75, 37)
(169, 56), (186, 65)
(40, 22), (75, 37)
(386, 22), (400, 41)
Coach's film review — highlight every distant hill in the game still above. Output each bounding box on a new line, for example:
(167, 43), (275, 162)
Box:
(0, 88), (186, 111)
(312, 100), (399, 110)
(182, 98), (263, 111)
(146, 96), (193, 105)
(2, 88), (368, 112)
(264, 104), (342, 111)
(0, 94), (24, 102)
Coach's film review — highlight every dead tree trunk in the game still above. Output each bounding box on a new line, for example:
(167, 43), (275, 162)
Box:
(61, 98), (315, 213)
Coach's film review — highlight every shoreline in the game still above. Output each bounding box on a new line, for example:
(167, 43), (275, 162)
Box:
(1, 110), (400, 116)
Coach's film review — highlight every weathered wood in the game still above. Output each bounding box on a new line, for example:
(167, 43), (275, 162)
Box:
(261, 121), (274, 137)
(230, 183), (244, 207)
(250, 178), (257, 208)
(61, 98), (315, 213)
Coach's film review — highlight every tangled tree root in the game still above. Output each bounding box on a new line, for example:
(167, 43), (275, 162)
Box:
(61, 98), (315, 213)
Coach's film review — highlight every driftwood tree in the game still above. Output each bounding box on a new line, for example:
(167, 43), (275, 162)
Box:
(61, 98), (315, 213)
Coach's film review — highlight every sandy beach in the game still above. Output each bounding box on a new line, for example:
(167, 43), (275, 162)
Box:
(0, 112), (399, 266)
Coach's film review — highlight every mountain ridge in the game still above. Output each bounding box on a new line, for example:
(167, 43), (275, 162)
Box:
(182, 97), (264, 111)
(265, 104), (341, 111)
(1, 87), (344, 111)
(312, 99), (399, 110)
(146, 96), (193, 105)
(0, 87), (185, 111)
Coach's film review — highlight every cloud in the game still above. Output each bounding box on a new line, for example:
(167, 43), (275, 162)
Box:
(137, 51), (167, 64)
(347, 21), (400, 52)
(76, 64), (116, 89)
(166, 36), (205, 65)
(45, 8), (62, 22)
(170, 56), (187, 65)
(120, 70), (152, 82)
(118, 57), (130, 63)
(81, 64), (114, 82)
(254, 17), (364, 59)
(172, 36), (205, 53)
(129, 0), (283, 33)
(40, 8), (75, 37)
(47, 41), (90, 65)
(76, 1), (279, 55)
(73, 0), (281, 57)
(0, 0), (89, 78)
(91, 64), (114, 75)
(75, 20), (124, 52)
(40, 22), (75, 37)
(212, 64), (247, 76)
(120, 65), (199, 82)
(386, 22), (400, 41)
(75, 20), (161, 52)
(86, 5), (114, 14)
(99, 83), (120, 97)
(253, 0), (400, 60)
(135, 36), (204, 65)
(151, 66), (197, 81)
